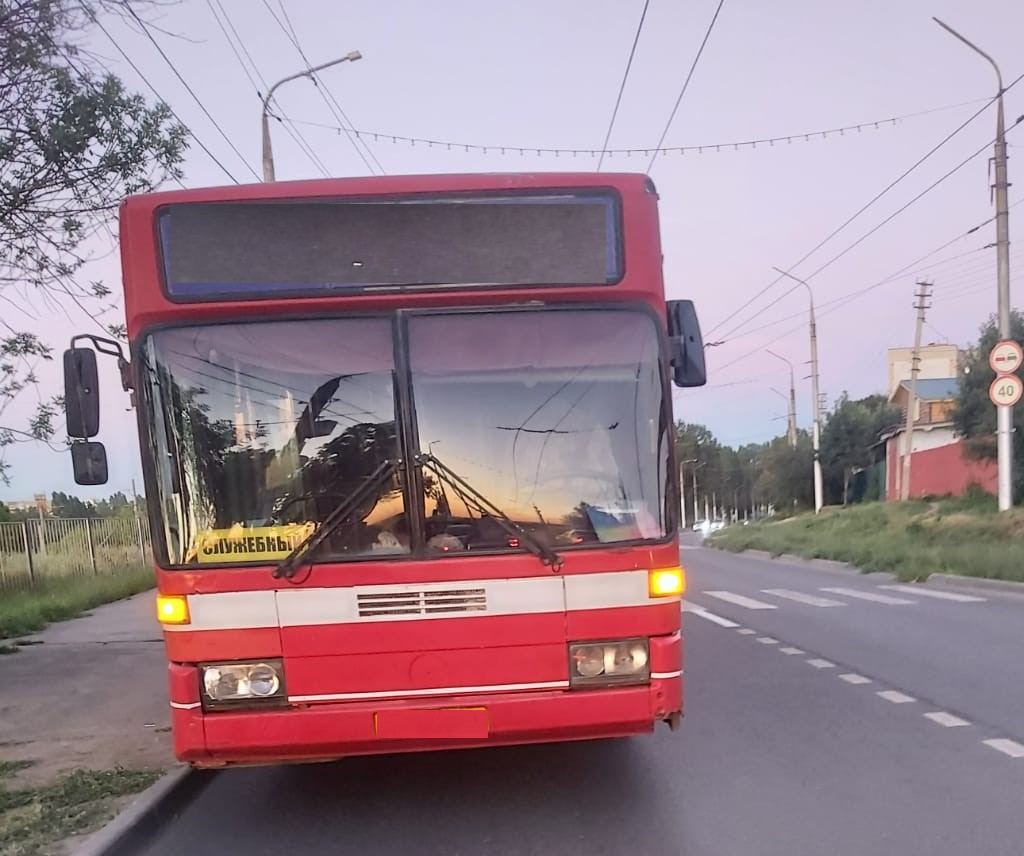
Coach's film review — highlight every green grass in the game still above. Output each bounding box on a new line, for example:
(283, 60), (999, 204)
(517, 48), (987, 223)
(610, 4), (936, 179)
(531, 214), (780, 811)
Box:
(0, 569), (154, 641)
(711, 497), (1024, 582)
(0, 760), (160, 856)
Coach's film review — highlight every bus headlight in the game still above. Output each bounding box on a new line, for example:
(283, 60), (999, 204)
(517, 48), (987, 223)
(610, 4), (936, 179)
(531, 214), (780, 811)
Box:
(200, 660), (286, 710)
(569, 639), (650, 687)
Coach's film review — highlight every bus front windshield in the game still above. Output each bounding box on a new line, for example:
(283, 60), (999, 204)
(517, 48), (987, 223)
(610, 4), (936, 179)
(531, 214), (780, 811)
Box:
(138, 309), (671, 567)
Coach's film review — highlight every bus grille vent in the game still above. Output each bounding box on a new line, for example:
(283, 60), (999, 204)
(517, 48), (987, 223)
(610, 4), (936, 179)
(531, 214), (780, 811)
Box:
(357, 588), (487, 617)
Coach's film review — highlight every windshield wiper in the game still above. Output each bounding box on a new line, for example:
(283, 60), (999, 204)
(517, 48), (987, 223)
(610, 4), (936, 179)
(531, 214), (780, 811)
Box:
(273, 458), (399, 580)
(416, 453), (563, 572)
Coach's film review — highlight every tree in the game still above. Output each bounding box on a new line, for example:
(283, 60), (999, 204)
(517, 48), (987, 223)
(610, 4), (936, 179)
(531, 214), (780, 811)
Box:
(756, 432), (815, 511)
(820, 393), (900, 505)
(0, 500), (11, 522)
(0, 0), (187, 485)
(50, 490), (95, 518)
(953, 310), (1024, 500)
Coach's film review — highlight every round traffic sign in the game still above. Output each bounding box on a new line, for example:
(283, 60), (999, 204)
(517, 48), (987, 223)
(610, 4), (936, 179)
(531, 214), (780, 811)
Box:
(988, 339), (1023, 374)
(989, 374), (1023, 407)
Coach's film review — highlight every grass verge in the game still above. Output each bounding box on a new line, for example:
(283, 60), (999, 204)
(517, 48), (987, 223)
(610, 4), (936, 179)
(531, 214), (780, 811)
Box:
(0, 760), (160, 856)
(710, 494), (1024, 582)
(0, 570), (154, 641)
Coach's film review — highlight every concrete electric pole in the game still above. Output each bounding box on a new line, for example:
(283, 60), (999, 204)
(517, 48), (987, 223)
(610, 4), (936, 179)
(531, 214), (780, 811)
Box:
(767, 349), (798, 448)
(900, 282), (932, 500)
(772, 267), (824, 514)
(934, 18), (1014, 510)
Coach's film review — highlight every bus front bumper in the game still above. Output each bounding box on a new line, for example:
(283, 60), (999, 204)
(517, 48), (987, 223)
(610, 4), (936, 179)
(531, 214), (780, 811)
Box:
(171, 677), (682, 767)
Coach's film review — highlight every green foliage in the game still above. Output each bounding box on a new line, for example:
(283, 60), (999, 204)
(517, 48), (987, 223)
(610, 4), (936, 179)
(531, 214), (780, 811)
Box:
(0, 761), (160, 855)
(0, 0), (187, 486)
(820, 393), (900, 504)
(755, 433), (815, 510)
(712, 500), (1024, 582)
(0, 568), (153, 640)
(953, 310), (1024, 500)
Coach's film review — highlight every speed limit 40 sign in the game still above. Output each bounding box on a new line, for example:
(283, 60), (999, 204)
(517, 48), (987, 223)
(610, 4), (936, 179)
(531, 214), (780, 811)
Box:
(990, 374), (1023, 407)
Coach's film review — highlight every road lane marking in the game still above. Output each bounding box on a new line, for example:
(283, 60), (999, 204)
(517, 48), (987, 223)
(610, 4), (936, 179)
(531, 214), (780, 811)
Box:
(806, 658), (835, 669)
(779, 647), (804, 655)
(983, 739), (1024, 759)
(839, 673), (871, 685)
(879, 585), (985, 603)
(705, 591), (778, 610)
(681, 601), (740, 628)
(820, 587), (915, 605)
(737, 628), (757, 635)
(877, 690), (915, 704)
(761, 588), (845, 607)
(756, 636), (779, 645)
(924, 712), (969, 727)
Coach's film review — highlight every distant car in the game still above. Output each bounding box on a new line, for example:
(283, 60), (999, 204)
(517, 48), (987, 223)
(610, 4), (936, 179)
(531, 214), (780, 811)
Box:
(709, 519), (726, 532)
(692, 519), (708, 532)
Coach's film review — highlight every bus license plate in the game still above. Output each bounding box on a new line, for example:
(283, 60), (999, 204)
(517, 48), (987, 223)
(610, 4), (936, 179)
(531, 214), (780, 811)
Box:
(374, 708), (489, 739)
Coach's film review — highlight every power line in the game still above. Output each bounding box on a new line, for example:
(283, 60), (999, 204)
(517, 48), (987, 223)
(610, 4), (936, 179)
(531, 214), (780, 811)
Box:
(716, 108), (1024, 343)
(122, 5), (261, 181)
(262, 0), (382, 175)
(274, 0), (384, 175)
(86, 11), (239, 184)
(205, 0), (330, 177)
(706, 90), (1010, 338)
(597, 0), (650, 171)
(645, 0), (727, 173)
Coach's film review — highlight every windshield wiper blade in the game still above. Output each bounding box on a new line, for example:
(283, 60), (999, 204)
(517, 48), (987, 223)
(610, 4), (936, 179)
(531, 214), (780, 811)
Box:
(273, 458), (399, 580)
(416, 453), (563, 572)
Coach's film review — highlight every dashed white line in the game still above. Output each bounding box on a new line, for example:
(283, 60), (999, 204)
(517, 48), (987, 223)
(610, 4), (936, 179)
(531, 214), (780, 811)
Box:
(923, 712), (970, 728)
(779, 647), (804, 655)
(736, 628), (757, 635)
(820, 587), (916, 605)
(681, 601), (740, 628)
(761, 588), (845, 607)
(756, 636), (779, 645)
(806, 658), (835, 669)
(877, 690), (915, 704)
(705, 591), (778, 610)
(982, 739), (1024, 759)
(879, 585), (985, 603)
(839, 673), (871, 685)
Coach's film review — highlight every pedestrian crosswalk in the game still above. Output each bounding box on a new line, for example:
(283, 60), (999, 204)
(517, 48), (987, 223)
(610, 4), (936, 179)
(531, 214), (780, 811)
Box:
(684, 583), (987, 620)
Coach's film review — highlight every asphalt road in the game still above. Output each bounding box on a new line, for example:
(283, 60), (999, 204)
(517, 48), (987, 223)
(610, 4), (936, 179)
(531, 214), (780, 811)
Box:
(136, 540), (1024, 855)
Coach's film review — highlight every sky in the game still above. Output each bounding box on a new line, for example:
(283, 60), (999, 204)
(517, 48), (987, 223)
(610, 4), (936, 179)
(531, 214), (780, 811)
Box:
(3, 0), (1023, 502)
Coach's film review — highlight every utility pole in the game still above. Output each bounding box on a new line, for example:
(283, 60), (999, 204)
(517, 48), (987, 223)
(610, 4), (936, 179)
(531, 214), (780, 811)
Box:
(261, 52), (362, 182)
(900, 281), (932, 501)
(773, 267), (824, 513)
(934, 18), (1013, 510)
(767, 350), (798, 448)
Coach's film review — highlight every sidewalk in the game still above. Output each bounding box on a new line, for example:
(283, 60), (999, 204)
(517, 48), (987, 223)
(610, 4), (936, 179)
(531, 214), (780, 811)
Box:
(0, 591), (172, 786)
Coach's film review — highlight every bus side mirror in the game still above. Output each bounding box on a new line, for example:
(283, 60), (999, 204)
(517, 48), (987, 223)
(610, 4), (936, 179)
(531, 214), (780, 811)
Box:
(667, 300), (707, 388)
(71, 441), (108, 486)
(64, 348), (101, 438)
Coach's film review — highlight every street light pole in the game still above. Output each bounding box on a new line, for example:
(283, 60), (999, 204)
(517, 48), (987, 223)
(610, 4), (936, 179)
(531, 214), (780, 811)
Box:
(773, 267), (824, 513)
(934, 18), (1013, 510)
(767, 349), (798, 448)
(261, 51), (362, 182)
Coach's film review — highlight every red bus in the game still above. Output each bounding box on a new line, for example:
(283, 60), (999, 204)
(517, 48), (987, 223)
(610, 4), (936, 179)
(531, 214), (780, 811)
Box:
(62, 172), (706, 767)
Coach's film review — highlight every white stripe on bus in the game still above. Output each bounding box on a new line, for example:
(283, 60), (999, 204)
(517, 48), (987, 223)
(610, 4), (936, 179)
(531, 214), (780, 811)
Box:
(164, 570), (677, 633)
(289, 680), (571, 703)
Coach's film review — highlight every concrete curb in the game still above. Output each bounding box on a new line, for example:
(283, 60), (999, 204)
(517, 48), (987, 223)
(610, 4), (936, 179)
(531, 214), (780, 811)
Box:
(925, 572), (1024, 598)
(74, 765), (211, 856)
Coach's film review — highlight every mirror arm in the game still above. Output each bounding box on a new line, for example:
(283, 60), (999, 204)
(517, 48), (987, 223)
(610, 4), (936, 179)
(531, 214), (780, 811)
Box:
(69, 334), (133, 391)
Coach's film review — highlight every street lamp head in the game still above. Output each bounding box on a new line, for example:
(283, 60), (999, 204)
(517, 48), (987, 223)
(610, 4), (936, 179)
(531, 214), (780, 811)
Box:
(346, 50), (363, 62)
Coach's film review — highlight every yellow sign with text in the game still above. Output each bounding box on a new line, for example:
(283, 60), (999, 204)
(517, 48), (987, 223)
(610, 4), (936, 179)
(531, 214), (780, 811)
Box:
(195, 523), (316, 564)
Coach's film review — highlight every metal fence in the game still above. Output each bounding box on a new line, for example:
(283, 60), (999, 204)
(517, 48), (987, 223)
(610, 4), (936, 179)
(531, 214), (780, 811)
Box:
(0, 516), (152, 592)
